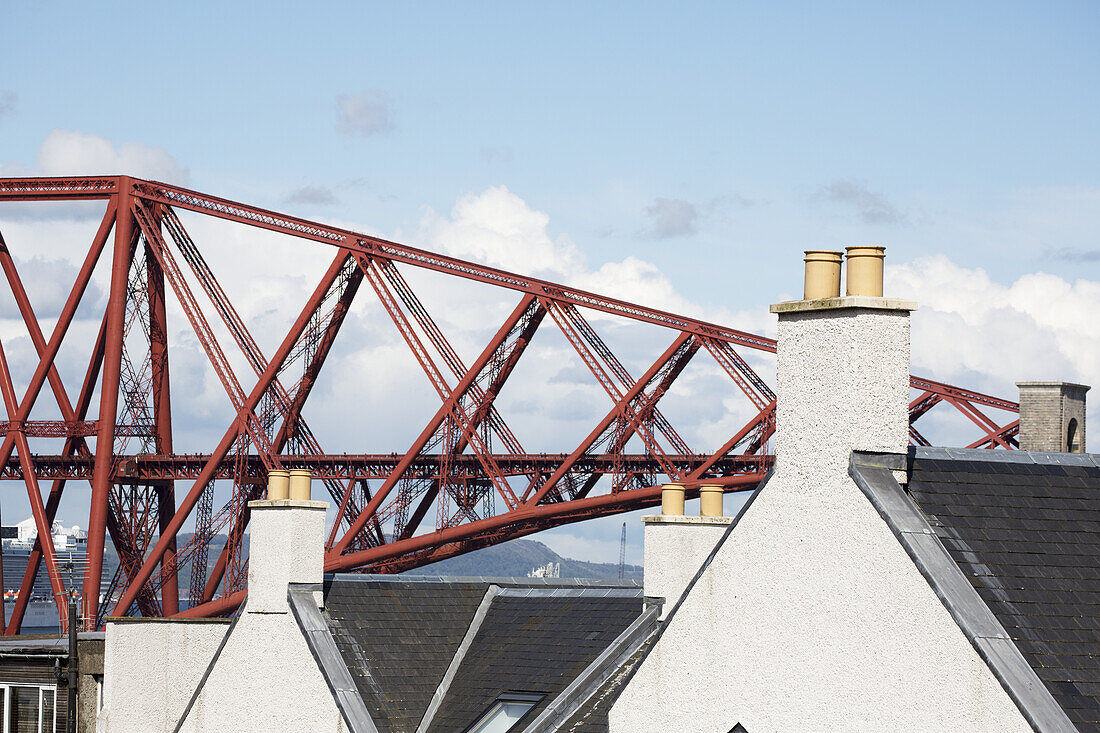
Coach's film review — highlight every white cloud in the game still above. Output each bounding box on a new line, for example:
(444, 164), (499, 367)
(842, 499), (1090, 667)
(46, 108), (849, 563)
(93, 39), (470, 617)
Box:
(36, 129), (189, 184)
(419, 185), (584, 278)
(336, 90), (394, 137)
(889, 255), (1099, 426)
(0, 131), (190, 221)
(572, 256), (697, 315)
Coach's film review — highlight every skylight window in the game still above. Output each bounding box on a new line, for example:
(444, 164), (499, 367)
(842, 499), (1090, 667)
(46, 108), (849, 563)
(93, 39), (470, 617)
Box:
(466, 693), (542, 733)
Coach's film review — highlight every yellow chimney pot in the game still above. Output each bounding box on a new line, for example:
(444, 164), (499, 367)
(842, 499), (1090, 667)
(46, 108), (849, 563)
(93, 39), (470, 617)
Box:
(699, 484), (724, 517)
(845, 246), (886, 297)
(288, 468), (312, 501)
(802, 250), (843, 300)
(661, 483), (686, 516)
(266, 469), (289, 501)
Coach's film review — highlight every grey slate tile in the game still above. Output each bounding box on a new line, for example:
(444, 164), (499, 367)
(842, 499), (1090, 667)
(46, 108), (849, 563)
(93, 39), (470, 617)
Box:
(908, 454), (1100, 732)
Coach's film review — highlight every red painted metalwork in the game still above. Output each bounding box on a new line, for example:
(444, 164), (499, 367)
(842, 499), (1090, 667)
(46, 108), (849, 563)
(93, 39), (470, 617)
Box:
(0, 176), (1021, 629)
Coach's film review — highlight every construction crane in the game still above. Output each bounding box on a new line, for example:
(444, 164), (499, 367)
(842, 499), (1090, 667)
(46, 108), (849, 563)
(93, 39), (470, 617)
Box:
(618, 522), (627, 580)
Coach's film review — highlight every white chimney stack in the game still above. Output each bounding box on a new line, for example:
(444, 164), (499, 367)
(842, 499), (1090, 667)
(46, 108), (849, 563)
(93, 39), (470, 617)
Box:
(770, 246), (915, 474)
(248, 471), (326, 612)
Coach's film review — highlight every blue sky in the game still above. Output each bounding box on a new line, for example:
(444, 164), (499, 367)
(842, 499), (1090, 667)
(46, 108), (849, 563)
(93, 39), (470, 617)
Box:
(0, 2), (1098, 565)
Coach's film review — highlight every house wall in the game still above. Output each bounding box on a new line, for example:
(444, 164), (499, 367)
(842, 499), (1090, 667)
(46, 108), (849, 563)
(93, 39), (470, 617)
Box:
(175, 500), (347, 733)
(176, 606), (346, 732)
(97, 619), (229, 733)
(611, 304), (1033, 733)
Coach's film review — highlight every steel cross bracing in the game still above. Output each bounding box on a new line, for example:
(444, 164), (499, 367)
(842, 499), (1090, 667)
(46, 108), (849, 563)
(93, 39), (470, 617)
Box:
(0, 176), (1021, 630)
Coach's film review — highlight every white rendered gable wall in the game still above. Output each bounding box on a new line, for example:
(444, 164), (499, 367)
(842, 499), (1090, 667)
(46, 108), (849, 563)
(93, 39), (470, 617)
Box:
(175, 500), (346, 732)
(610, 304), (1032, 733)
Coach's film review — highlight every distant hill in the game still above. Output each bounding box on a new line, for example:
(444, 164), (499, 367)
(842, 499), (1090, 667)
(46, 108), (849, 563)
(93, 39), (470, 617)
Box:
(404, 538), (642, 580)
(169, 532), (640, 601)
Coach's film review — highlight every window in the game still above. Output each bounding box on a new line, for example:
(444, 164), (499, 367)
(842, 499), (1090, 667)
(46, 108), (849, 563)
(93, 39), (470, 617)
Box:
(0, 685), (56, 733)
(1067, 418), (1080, 453)
(466, 693), (542, 733)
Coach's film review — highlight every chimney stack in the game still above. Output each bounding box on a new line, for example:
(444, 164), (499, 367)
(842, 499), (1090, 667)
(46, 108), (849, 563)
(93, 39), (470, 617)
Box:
(643, 482), (731, 619)
(1016, 382), (1089, 453)
(770, 246), (915, 471)
(249, 470), (326, 612)
(641, 247), (913, 620)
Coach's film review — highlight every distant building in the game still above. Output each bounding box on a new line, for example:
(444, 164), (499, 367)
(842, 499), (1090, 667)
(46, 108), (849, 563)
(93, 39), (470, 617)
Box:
(527, 561), (560, 578)
(0, 632), (103, 733)
(2, 520), (109, 634)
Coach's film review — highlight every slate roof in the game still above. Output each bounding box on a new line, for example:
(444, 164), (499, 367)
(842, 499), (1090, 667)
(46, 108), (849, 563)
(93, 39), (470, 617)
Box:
(317, 575), (648, 733)
(426, 588), (644, 732)
(556, 635), (656, 733)
(904, 449), (1100, 733)
(323, 577), (487, 732)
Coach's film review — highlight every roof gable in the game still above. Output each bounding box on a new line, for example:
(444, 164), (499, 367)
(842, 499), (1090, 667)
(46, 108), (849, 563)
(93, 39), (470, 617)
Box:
(424, 587), (642, 732)
(324, 577), (488, 732)
(905, 448), (1100, 732)
(319, 575), (645, 733)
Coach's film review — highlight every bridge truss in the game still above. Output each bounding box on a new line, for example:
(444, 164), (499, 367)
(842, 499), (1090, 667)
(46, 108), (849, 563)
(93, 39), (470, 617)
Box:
(0, 176), (1020, 630)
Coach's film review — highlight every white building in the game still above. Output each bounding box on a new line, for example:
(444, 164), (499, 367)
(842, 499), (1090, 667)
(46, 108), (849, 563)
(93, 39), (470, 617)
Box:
(96, 248), (1099, 732)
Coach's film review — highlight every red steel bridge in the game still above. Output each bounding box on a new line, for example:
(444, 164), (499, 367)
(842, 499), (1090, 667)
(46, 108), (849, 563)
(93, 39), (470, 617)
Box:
(0, 176), (1020, 631)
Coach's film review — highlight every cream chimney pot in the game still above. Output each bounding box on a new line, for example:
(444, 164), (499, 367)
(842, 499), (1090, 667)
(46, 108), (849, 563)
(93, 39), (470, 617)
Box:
(699, 485), (724, 517)
(288, 469), (312, 501)
(661, 483), (686, 516)
(266, 469), (289, 500)
(803, 250), (843, 300)
(845, 246), (886, 297)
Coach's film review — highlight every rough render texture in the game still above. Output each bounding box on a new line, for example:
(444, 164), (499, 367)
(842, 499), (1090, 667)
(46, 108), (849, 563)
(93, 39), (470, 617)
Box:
(1017, 382), (1088, 452)
(176, 608), (347, 732)
(642, 516), (732, 620)
(246, 499), (328, 612)
(611, 306), (1033, 733)
(176, 502), (346, 732)
(96, 620), (229, 733)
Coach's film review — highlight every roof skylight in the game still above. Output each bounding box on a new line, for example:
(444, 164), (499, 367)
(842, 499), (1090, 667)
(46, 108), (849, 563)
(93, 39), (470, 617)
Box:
(466, 693), (542, 733)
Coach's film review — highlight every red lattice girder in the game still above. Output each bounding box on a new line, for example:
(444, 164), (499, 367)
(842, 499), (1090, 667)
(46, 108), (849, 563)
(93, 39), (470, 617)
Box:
(0, 176), (1021, 630)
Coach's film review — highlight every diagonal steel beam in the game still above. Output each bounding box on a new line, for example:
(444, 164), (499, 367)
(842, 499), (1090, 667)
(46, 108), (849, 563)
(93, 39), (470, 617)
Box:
(6, 311), (107, 633)
(397, 299), (546, 540)
(332, 290), (539, 556)
(0, 338), (68, 622)
(110, 247), (353, 618)
(523, 330), (693, 507)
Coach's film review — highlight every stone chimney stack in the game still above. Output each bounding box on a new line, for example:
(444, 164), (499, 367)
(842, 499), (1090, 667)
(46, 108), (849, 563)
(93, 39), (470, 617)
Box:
(1016, 382), (1089, 453)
